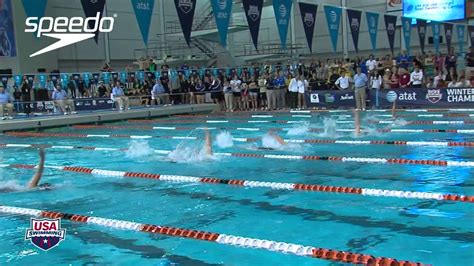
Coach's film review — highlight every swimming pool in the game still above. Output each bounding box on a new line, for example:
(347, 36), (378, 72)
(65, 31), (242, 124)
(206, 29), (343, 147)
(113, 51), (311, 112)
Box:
(0, 109), (473, 265)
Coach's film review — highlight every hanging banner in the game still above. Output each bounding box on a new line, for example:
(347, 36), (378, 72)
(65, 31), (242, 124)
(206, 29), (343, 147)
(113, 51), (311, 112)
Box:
(120, 72), (127, 83)
(432, 21), (441, 54)
(131, 0), (155, 46)
(137, 71), (145, 82)
(83, 73), (91, 87)
(102, 72), (110, 83)
(80, 0), (106, 43)
(416, 19), (427, 53)
(401, 17), (412, 55)
(211, 0), (232, 47)
(273, 0), (292, 49)
(1, 0), (17, 56)
(21, 0), (48, 20)
(324, 5), (342, 53)
(384, 14), (397, 55)
(60, 73), (69, 87)
(365, 12), (379, 52)
(469, 25), (474, 47)
(444, 23), (453, 52)
(298, 2), (317, 53)
(14, 75), (22, 87)
(38, 74), (47, 88)
(346, 9), (361, 53)
(242, 0), (263, 51)
(456, 24), (465, 54)
(174, 0), (197, 46)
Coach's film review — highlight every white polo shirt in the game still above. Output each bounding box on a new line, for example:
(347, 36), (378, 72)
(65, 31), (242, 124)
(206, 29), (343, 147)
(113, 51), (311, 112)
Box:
(410, 70), (423, 85)
(335, 76), (351, 90)
(366, 59), (377, 71)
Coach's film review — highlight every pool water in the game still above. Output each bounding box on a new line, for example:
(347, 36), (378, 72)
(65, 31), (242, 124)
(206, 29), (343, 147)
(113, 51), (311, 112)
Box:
(0, 110), (473, 265)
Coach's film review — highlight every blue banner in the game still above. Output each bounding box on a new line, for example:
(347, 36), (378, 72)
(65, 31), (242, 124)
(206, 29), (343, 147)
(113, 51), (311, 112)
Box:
(155, 71), (161, 79)
(102, 72), (110, 83)
(137, 71), (145, 82)
(444, 23), (453, 52)
(365, 12), (379, 52)
(211, 0), (233, 47)
(384, 15), (397, 55)
(80, 0), (106, 43)
(456, 24), (465, 54)
(273, 0), (292, 49)
(14, 75), (22, 87)
(174, 0), (197, 46)
(60, 73), (69, 87)
(432, 21), (441, 55)
(83, 73), (91, 86)
(298, 2), (317, 53)
(324, 5), (342, 52)
(38, 74), (47, 88)
(346, 9), (361, 53)
(242, 0), (263, 51)
(401, 17), (412, 55)
(120, 71), (127, 83)
(21, 0), (48, 19)
(0, 0), (17, 56)
(131, 0), (155, 45)
(416, 19), (427, 53)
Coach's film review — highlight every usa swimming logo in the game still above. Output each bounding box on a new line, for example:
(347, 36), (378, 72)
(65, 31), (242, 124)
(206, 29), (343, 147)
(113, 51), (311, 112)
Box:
(25, 218), (66, 251)
(426, 89), (442, 104)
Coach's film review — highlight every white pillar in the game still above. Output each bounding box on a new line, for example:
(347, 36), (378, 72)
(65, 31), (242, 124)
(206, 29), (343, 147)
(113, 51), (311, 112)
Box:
(341, 0), (348, 58)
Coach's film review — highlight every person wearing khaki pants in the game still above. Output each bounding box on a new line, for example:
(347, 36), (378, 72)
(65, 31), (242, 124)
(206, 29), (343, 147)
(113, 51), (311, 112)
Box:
(0, 86), (14, 119)
(223, 81), (233, 112)
(353, 67), (368, 111)
(111, 81), (130, 111)
(52, 85), (76, 115)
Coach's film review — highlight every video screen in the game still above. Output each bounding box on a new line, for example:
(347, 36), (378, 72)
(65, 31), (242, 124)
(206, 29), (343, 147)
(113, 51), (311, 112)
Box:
(403, 0), (465, 21)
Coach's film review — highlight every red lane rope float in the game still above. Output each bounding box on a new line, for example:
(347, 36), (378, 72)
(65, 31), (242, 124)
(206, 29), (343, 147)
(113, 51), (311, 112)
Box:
(3, 140), (474, 168)
(1, 162), (472, 203)
(0, 205), (426, 265)
(173, 113), (474, 119)
(5, 131), (474, 148)
(70, 124), (474, 135)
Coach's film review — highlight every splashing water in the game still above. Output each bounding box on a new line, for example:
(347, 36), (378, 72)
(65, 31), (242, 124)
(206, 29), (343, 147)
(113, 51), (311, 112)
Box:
(126, 140), (155, 159)
(168, 137), (217, 163)
(261, 134), (284, 149)
(286, 122), (310, 136)
(391, 118), (409, 127)
(215, 131), (234, 148)
(0, 180), (25, 192)
(314, 118), (343, 138)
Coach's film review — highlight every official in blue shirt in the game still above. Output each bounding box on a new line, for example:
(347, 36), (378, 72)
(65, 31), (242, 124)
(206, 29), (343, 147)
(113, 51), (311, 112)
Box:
(52, 85), (76, 115)
(151, 80), (165, 105)
(111, 81), (130, 111)
(353, 67), (368, 111)
(273, 72), (286, 109)
(0, 85), (13, 119)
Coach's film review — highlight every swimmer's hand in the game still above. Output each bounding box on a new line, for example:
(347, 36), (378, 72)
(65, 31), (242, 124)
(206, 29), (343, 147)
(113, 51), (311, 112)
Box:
(27, 148), (46, 189)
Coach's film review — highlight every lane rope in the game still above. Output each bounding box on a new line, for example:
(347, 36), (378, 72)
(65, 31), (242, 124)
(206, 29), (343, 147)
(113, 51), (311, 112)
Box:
(0, 205), (425, 265)
(5, 132), (474, 148)
(69, 125), (474, 134)
(1, 162), (471, 203)
(174, 113), (474, 119)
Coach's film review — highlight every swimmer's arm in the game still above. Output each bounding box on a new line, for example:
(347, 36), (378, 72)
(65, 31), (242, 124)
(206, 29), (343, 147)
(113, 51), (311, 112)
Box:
(205, 130), (213, 155)
(274, 135), (287, 145)
(27, 148), (45, 189)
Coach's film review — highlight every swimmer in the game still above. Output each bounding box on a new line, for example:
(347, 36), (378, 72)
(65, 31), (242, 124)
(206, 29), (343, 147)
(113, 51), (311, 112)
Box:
(254, 130), (287, 151)
(205, 130), (213, 155)
(268, 130), (287, 145)
(0, 148), (49, 192)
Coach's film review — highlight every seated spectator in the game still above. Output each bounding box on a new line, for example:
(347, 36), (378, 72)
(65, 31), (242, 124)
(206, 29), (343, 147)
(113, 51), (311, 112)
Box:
(383, 69), (391, 89)
(51, 85), (76, 115)
(151, 80), (165, 105)
(97, 81), (108, 97)
(328, 69), (340, 90)
(454, 76), (470, 87)
(111, 81), (130, 111)
(398, 68), (410, 88)
(433, 70), (446, 88)
(409, 64), (423, 88)
(0, 85), (14, 119)
(445, 67), (458, 83)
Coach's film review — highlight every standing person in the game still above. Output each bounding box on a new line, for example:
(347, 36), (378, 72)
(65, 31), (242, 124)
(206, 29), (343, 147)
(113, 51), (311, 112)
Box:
(97, 81), (108, 97)
(334, 71), (352, 90)
(223, 80), (233, 112)
(209, 75), (223, 110)
(111, 81), (130, 111)
(274, 72), (286, 110)
(258, 74), (267, 110)
(409, 64), (424, 88)
(298, 75), (308, 110)
(67, 76), (77, 99)
(445, 48), (457, 74)
(45, 78), (55, 100)
(20, 76), (32, 116)
(398, 68), (410, 88)
(241, 81), (249, 111)
(465, 46), (474, 80)
(266, 74), (276, 111)
(248, 76), (259, 111)
(160, 72), (171, 104)
(51, 85), (76, 115)
(288, 74), (299, 110)
(0, 85), (14, 119)
(365, 54), (377, 75)
(353, 67), (368, 111)
(195, 78), (206, 104)
(370, 70), (383, 108)
(230, 75), (242, 111)
(383, 69), (392, 89)
(189, 76), (196, 104)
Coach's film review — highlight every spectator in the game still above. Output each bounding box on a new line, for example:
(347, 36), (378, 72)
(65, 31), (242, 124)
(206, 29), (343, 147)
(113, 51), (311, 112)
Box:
(51, 85), (76, 115)
(370, 70), (383, 91)
(288, 74), (300, 110)
(111, 81), (130, 111)
(299, 75), (308, 110)
(445, 67), (458, 83)
(209, 75), (223, 110)
(188, 76), (196, 105)
(445, 48), (457, 73)
(365, 54), (377, 74)
(151, 79), (165, 105)
(248, 76), (259, 111)
(223, 80), (233, 112)
(308, 72), (318, 91)
(409, 64), (423, 88)
(353, 67), (368, 111)
(433, 70), (446, 88)
(241, 81), (249, 111)
(424, 51), (435, 80)
(273, 72), (286, 110)
(383, 69), (391, 89)
(195, 78), (206, 104)
(454, 76), (470, 87)
(334, 71), (352, 90)
(389, 67), (400, 89)
(328, 69), (340, 90)
(0, 85), (14, 119)
(67, 76), (77, 98)
(397, 50), (410, 69)
(20, 76), (32, 116)
(97, 81), (108, 97)
(465, 46), (474, 80)
(258, 74), (267, 110)
(399, 68), (410, 88)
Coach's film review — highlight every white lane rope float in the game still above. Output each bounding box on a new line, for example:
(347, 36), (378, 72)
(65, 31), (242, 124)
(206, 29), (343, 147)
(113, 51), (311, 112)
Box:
(0, 205), (425, 265)
(1, 163), (471, 203)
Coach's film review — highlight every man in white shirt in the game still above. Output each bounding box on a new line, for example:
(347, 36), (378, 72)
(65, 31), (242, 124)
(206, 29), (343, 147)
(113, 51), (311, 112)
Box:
(365, 54), (377, 74)
(230, 75), (242, 111)
(111, 81), (130, 111)
(288, 74), (303, 110)
(409, 64), (424, 88)
(335, 72), (353, 90)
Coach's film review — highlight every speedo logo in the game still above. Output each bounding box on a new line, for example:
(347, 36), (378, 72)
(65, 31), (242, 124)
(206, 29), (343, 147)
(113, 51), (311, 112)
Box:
(25, 12), (115, 57)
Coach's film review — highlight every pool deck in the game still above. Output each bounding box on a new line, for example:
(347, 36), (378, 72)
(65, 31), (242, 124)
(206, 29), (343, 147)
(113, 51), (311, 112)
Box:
(0, 104), (218, 132)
